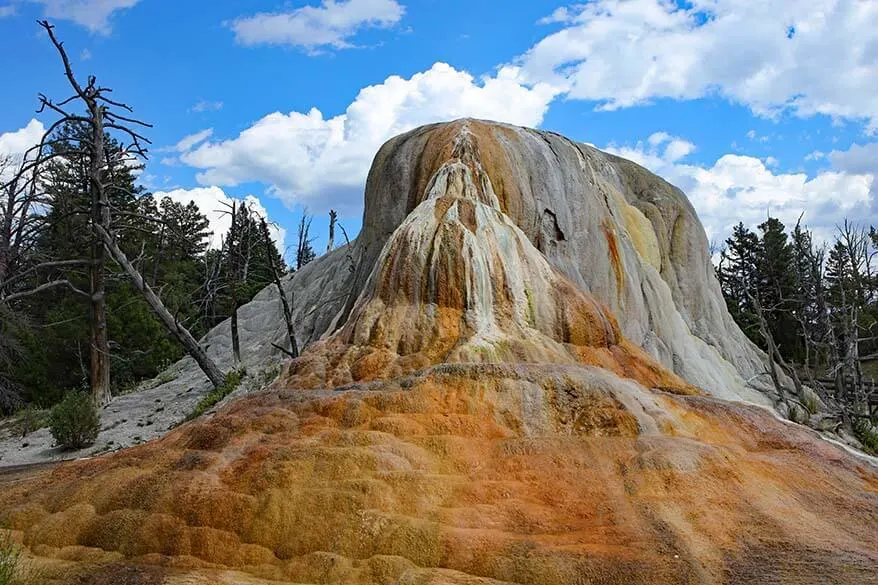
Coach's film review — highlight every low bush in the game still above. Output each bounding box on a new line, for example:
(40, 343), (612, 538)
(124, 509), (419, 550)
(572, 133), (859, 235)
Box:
(853, 418), (878, 455)
(48, 391), (100, 450)
(185, 370), (244, 421)
(0, 533), (21, 585)
(13, 406), (47, 438)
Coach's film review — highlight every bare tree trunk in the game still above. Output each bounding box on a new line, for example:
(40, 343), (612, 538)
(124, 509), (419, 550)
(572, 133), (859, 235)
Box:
(96, 224), (224, 387)
(260, 216), (297, 358)
(326, 209), (337, 255)
(0, 160), (15, 286)
(229, 202), (241, 366)
(241, 207), (252, 282)
(295, 213), (313, 271)
(89, 100), (112, 406)
(748, 291), (790, 406)
(151, 222), (164, 286)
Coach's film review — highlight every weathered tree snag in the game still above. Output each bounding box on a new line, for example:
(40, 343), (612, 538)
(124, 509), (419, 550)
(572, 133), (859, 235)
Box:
(95, 224), (224, 388)
(326, 209), (337, 255)
(88, 91), (112, 406)
(260, 216), (297, 358)
(295, 213), (314, 271)
(229, 202), (241, 366)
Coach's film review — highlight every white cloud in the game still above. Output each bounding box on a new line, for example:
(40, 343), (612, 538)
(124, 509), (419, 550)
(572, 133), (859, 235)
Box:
(0, 119), (45, 161)
(605, 133), (874, 243)
(519, 0), (878, 130)
(27, 0), (141, 34)
(80, 48), (91, 60)
(170, 129), (213, 153)
(829, 141), (878, 209)
(829, 142), (878, 176)
(537, 6), (580, 25)
(153, 186), (287, 254)
(156, 129), (213, 163)
(191, 100), (223, 113)
(647, 131), (670, 146)
(230, 0), (404, 51)
(0, 5), (16, 17)
(663, 138), (696, 163)
(176, 62), (558, 214)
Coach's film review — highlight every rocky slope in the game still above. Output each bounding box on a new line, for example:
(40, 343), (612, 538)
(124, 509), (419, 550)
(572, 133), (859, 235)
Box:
(0, 120), (875, 584)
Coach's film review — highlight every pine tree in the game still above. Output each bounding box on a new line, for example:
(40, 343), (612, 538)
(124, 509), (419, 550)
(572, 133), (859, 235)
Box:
(756, 217), (799, 362)
(719, 222), (760, 343)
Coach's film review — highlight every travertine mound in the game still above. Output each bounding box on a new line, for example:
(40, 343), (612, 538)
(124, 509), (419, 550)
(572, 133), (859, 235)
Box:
(0, 120), (875, 584)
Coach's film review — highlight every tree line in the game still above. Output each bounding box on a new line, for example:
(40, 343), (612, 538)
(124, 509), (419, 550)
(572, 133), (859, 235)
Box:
(717, 215), (878, 449)
(0, 22), (323, 415)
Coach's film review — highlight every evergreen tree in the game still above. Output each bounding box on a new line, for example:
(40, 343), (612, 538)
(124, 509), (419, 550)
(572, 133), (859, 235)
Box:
(3, 122), (220, 402)
(755, 217), (799, 361)
(719, 222), (760, 343)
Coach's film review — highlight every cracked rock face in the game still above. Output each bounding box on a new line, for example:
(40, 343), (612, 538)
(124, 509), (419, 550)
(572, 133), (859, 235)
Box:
(0, 120), (876, 585)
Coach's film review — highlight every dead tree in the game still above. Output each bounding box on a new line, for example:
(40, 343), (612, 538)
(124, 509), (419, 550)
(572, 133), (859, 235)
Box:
(835, 221), (875, 410)
(94, 225), (223, 386)
(215, 199), (258, 366)
(228, 202), (242, 366)
(0, 151), (91, 305)
(33, 20), (224, 394)
(295, 212), (315, 271)
(260, 216), (297, 358)
(326, 209), (337, 255)
(0, 155), (41, 289)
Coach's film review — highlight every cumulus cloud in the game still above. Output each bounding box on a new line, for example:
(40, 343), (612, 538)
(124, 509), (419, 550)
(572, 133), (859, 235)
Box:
(0, 119), (45, 161)
(153, 186), (287, 254)
(176, 62), (558, 213)
(230, 0), (404, 51)
(605, 133), (874, 242)
(26, 0), (141, 33)
(829, 142), (878, 176)
(519, 0), (878, 130)
(537, 6), (579, 25)
(159, 129), (213, 155)
(829, 141), (878, 208)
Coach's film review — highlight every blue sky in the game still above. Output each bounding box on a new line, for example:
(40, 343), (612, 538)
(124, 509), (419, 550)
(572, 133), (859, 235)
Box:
(1, 0), (876, 260)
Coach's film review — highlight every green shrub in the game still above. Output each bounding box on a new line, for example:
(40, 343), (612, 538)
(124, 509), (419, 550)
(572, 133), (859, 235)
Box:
(48, 391), (100, 450)
(185, 370), (244, 421)
(853, 419), (878, 455)
(0, 533), (21, 585)
(13, 406), (47, 438)
(801, 389), (820, 415)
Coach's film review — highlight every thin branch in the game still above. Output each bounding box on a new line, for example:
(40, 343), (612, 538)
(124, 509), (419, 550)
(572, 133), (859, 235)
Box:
(104, 110), (153, 128)
(2, 279), (89, 303)
(0, 259), (91, 290)
(37, 20), (87, 99)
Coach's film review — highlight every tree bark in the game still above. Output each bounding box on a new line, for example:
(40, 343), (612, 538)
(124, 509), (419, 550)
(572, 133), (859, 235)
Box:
(89, 100), (112, 406)
(326, 209), (337, 255)
(229, 202), (241, 366)
(260, 216), (297, 358)
(747, 291), (787, 405)
(96, 224), (224, 388)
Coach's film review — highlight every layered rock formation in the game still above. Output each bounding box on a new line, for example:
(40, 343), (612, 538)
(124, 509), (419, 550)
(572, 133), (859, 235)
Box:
(0, 120), (875, 584)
